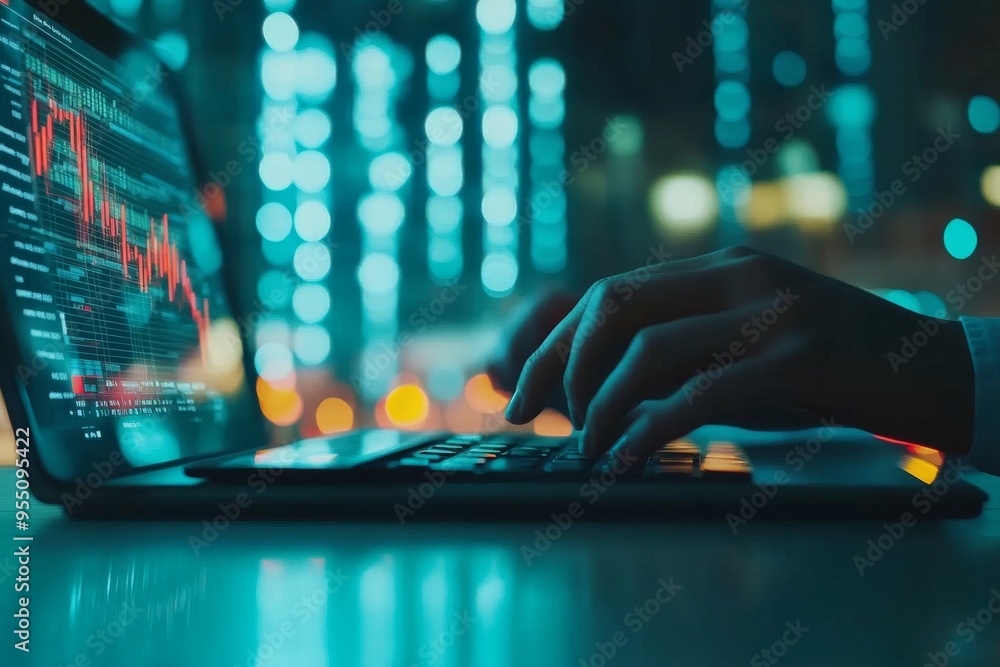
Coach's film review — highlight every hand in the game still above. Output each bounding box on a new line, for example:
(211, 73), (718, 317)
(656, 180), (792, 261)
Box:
(503, 246), (975, 459)
(485, 290), (580, 416)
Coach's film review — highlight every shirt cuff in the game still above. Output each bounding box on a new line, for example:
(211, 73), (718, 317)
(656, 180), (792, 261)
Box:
(960, 316), (1000, 475)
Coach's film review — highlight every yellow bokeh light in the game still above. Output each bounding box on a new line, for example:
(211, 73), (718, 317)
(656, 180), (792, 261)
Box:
(385, 384), (430, 428)
(177, 317), (246, 395)
(464, 373), (509, 413)
(316, 397), (354, 434)
(782, 172), (846, 226)
(532, 409), (573, 437)
(744, 182), (786, 229)
(981, 166), (1000, 207)
(256, 377), (303, 426)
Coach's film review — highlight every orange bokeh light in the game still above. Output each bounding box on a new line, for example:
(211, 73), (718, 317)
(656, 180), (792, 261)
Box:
(316, 397), (354, 434)
(532, 409), (573, 437)
(464, 373), (509, 413)
(257, 377), (303, 426)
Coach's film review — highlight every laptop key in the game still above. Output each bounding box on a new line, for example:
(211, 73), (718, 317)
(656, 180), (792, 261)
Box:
(434, 444), (467, 452)
(546, 459), (589, 472)
(487, 458), (541, 473)
(506, 447), (543, 457)
(648, 461), (697, 478)
(395, 457), (434, 467)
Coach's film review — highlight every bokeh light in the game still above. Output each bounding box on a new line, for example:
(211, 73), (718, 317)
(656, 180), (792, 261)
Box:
(969, 96), (1000, 134)
(385, 384), (430, 427)
(256, 202), (293, 242)
(649, 174), (718, 232)
(772, 50), (806, 87)
(316, 397), (354, 434)
(263, 12), (299, 52)
(476, 0), (517, 35)
(464, 373), (509, 413)
(256, 377), (303, 425)
(532, 410), (573, 436)
(982, 166), (1000, 207)
(943, 218), (978, 259)
(426, 34), (462, 74)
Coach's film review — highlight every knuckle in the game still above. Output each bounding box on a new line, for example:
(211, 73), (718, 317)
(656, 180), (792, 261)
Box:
(585, 278), (607, 299)
(630, 327), (659, 356)
(590, 277), (615, 305)
(725, 244), (757, 259)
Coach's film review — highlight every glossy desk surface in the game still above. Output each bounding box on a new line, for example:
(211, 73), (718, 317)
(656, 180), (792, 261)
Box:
(2, 462), (1000, 667)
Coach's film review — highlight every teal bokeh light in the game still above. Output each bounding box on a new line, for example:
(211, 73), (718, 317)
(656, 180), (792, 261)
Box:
(772, 51), (806, 87)
(943, 218), (978, 260)
(969, 96), (1000, 134)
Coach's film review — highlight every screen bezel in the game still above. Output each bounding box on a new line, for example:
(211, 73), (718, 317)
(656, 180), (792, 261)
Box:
(0, 0), (268, 503)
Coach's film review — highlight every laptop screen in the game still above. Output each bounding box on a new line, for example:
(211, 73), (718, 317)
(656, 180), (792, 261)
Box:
(0, 0), (260, 480)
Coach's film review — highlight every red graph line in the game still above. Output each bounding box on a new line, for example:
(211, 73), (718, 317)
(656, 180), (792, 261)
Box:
(26, 76), (209, 364)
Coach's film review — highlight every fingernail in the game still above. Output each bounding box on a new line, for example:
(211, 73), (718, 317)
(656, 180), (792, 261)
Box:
(579, 429), (591, 455)
(569, 408), (583, 431)
(505, 389), (524, 422)
(610, 435), (629, 458)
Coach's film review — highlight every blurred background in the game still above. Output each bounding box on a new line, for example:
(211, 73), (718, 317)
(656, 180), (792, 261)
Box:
(4, 0), (1000, 461)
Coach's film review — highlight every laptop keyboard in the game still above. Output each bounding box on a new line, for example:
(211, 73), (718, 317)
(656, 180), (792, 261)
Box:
(387, 434), (752, 481)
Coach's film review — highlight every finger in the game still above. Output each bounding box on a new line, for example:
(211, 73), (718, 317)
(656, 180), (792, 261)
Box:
(580, 305), (766, 455)
(501, 291), (580, 371)
(503, 283), (600, 424)
(507, 248), (753, 425)
(564, 251), (755, 426)
(608, 337), (804, 461)
(484, 359), (516, 394)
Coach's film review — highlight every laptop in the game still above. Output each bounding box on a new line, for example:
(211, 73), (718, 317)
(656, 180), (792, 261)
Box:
(0, 0), (987, 520)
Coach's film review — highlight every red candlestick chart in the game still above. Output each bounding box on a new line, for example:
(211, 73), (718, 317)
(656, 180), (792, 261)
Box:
(27, 78), (210, 366)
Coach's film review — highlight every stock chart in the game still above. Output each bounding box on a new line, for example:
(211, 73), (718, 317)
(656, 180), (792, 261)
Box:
(0, 2), (220, 428)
